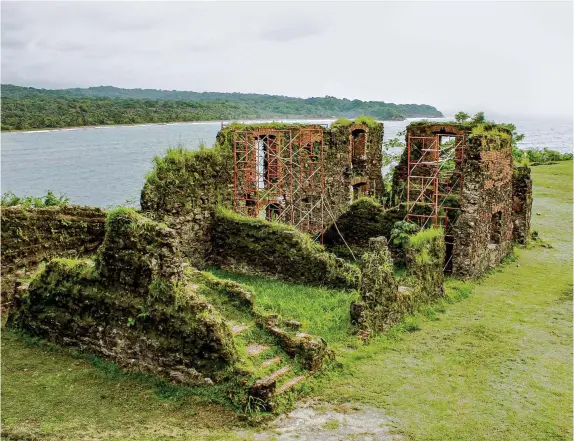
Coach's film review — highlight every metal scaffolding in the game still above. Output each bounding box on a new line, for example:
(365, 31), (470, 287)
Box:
(232, 127), (327, 237)
(406, 134), (465, 245)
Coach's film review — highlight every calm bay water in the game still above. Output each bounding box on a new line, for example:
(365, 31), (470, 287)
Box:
(1, 117), (572, 208)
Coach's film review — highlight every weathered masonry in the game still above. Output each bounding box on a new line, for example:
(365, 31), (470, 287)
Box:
(140, 118), (384, 265)
(1, 206), (106, 311)
(391, 121), (533, 277)
(229, 119), (384, 236)
(4, 116), (534, 411)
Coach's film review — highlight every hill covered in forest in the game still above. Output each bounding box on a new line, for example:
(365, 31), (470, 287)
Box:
(1, 84), (443, 131)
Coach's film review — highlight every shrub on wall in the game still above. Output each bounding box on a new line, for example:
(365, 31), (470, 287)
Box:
(140, 145), (233, 215)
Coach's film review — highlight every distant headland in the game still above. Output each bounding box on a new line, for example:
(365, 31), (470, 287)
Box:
(0, 84), (443, 132)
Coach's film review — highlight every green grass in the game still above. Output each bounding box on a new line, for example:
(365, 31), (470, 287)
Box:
(0, 332), (249, 441)
(207, 268), (357, 345)
(2, 161), (572, 440)
(313, 160), (573, 441)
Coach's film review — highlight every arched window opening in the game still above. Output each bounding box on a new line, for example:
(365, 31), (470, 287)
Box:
(351, 129), (367, 160)
(490, 211), (502, 244)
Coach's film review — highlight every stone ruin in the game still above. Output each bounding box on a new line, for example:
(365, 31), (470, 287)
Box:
(8, 208), (331, 410)
(391, 121), (532, 277)
(3, 117), (533, 410)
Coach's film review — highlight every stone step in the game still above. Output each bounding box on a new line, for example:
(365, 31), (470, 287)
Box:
(230, 323), (250, 335)
(246, 344), (270, 356)
(276, 375), (307, 395)
(248, 365), (292, 404)
(266, 365), (291, 382)
(261, 355), (282, 368)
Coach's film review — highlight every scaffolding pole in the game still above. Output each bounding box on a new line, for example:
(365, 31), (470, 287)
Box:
(233, 127), (327, 236)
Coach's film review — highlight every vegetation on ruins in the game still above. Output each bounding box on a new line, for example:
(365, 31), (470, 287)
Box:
(0, 108), (568, 441)
(1, 84), (443, 131)
(389, 220), (421, 250)
(394, 113), (571, 171)
(323, 197), (403, 259)
(1, 190), (70, 207)
(331, 115), (380, 129)
(2, 160), (572, 440)
(212, 206), (361, 290)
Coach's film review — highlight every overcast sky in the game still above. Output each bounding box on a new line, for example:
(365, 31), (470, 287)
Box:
(1, 1), (572, 118)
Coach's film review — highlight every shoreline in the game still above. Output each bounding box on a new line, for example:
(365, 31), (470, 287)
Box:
(1, 116), (446, 134)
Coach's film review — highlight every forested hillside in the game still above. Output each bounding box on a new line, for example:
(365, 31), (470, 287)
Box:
(1, 84), (443, 131)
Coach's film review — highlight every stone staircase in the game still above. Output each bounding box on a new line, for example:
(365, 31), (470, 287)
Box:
(186, 268), (329, 411)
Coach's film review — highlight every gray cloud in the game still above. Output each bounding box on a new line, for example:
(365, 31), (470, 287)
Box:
(259, 18), (324, 42)
(1, 1), (572, 118)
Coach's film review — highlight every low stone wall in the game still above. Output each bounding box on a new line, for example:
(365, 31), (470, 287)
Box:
(8, 208), (237, 384)
(512, 166), (533, 244)
(1, 205), (106, 310)
(350, 230), (445, 334)
(211, 207), (361, 290)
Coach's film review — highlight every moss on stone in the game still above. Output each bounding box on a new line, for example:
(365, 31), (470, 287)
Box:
(350, 230), (445, 336)
(331, 116), (380, 129)
(7, 212), (240, 384)
(1, 205), (106, 313)
(211, 207), (360, 290)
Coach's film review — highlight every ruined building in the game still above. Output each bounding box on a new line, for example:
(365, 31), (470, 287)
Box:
(391, 121), (533, 277)
(229, 120), (384, 235)
(3, 117), (534, 411)
(140, 118), (384, 265)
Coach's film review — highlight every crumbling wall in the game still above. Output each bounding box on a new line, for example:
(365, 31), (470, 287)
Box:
(8, 208), (237, 384)
(323, 197), (403, 258)
(330, 118), (385, 203)
(350, 229), (445, 333)
(390, 121), (525, 277)
(512, 166), (533, 244)
(391, 122), (468, 206)
(1, 205), (106, 310)
(404, 228), (445, 302)
(140, 145), (234, 266)
(350, 237), (399, 331)
(140, 120), (386, 267)
(452, 135), (514, 277)
(211, 207), (360, 289)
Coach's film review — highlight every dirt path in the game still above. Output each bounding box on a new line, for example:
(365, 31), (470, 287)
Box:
(241, 401), (403, 441)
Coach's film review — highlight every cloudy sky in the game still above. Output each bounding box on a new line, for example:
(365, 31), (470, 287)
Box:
(1, 1), (572, 118)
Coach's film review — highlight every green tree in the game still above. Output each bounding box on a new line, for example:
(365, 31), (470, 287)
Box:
(471, 111), (486, 124)
(454, 111), (470, 123)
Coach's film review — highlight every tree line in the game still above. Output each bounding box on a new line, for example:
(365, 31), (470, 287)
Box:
(1, 84), (443, 131)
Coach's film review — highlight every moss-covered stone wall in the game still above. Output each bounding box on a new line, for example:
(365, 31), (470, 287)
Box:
(350, 230), (445, 334)
(330, 118), (385, 203)
(390, 121), (526, 278)
(8, 208), (238, 384)
(512, 166), (533, 244)
(1, 205), (106, 311)
(211, 207), (360, 289)
(140, 119), (385, 267)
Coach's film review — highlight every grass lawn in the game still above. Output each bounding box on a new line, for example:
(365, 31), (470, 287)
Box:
(2, 161), (572, 441)
(314, 161), (573, 441)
